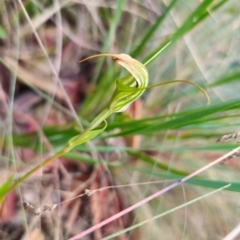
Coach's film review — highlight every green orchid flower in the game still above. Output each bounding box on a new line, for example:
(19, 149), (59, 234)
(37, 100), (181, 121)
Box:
(2, 42), (209, 200)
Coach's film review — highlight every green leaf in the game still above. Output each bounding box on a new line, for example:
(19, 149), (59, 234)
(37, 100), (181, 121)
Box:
(131, 0), (178, 57)
(143, 0), (227, 68)
(0, 176), (13, 203)
(63, 152), (239, 193)
(0, 25), (7, 39)
(106, 98), (240, 137)
(127, 151), (189, 176)
(210, 71), (240, 86)
(128, 167), (238, 192)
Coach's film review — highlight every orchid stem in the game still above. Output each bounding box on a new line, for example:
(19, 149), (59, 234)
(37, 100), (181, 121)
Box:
(10, 149), (66, 192)
(10, 108), (112, 192)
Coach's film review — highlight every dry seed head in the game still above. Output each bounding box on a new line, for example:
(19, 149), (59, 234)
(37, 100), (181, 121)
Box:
(23, 201), (57, 216)
(217, 131), (240, 143)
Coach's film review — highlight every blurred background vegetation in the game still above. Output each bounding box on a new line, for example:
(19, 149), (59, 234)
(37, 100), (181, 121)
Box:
(1, 0), (240, 239)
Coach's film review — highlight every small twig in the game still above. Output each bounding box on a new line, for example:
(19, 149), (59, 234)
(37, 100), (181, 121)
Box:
(22, 180), (174, 216)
